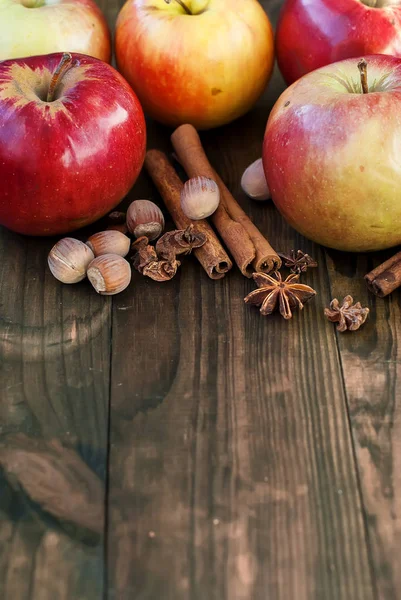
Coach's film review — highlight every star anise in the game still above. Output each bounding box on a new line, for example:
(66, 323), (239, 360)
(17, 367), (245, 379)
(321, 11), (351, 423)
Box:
(156, 225), (207, 260)
(324, 295), (369, 332)
(244, 271), (317, 319)
(278, 250), (318, 274)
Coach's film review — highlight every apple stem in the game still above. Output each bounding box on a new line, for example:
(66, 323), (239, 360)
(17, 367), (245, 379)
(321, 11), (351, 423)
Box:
(358, 59), (369, 94)
(164, 0), (192, 15)
(46, 53), (76, 103)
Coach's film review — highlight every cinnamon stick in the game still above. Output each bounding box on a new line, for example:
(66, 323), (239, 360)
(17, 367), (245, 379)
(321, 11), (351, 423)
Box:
(145, 150), (232, 280)
(171, 124), (281, 277)
(365, 250), (401, 297)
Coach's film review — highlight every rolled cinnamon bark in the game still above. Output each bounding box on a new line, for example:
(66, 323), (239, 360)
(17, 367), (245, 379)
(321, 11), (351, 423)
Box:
(145, 150), (232, 280)
(171, 124), (281, 276)
(365, 250), (401, 297)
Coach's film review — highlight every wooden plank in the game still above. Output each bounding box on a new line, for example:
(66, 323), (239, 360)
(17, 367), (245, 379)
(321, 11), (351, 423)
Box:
(107, 131), (374, 599)
(0, 221), (110, 599)
(0, 1), (117, 597)
(325, 249), (401, 600)
(106, 0), (375, 586)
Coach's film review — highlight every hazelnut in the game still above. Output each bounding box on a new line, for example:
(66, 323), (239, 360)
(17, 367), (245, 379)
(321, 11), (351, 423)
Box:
(86, 230), (130, 258)
(126, 199), (164, 240)
(87, 254), (131, 295)
(48, 237), (94, 284)
(180, 176), (220, 220)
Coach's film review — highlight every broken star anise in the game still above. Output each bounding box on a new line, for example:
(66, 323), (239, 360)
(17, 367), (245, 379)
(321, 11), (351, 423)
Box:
(156, 225), (207, 260)
(142, 258), (179, 282)
(244, 271), (317, 319)
(324, 295), (369, 332)
(131, 236), (180, 282)
(278, 250), (318, 274)
(131, 236), (158, 270)
(131, 225), (207, 282)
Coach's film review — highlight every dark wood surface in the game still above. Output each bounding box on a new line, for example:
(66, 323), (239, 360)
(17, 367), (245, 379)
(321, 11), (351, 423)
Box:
(0, 1), (400, 599)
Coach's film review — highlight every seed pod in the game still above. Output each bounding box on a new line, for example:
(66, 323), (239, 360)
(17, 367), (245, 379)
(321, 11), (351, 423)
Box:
(86, 231), (130, 258)
(241, 158), (270, 201)
(126, 200), (165, 240)
(48, 238), (94, 284)
(180, 176), (220, 220)
(87, 254), (131, 295)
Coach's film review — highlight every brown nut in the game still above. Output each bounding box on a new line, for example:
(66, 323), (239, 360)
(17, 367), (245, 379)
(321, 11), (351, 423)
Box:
(48, 238), (94, 284)
(87, 254), (131, 295)
(86, 231), (130, 258)
(126, 199), (165, 241)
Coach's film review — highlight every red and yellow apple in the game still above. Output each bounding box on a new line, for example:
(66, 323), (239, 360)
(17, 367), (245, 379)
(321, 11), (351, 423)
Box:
(0, 0), (111, 63)
(115, 0), (274, 129)
(0, 53), (146, 236)
(276, 0), (401, 85)
(263, 54), (401, 252)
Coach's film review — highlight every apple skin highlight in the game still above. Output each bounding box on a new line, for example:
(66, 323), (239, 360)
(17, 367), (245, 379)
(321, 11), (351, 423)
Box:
(115, 0), (274, 129)
(263, 55), (401, 253)
(276, 0), (401, 85)
(0, 53), (146, 236)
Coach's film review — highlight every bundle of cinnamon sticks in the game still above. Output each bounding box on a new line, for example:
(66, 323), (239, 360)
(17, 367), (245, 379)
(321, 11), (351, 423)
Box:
(145, 123), (401, 299)
(145, 124), (281, 281)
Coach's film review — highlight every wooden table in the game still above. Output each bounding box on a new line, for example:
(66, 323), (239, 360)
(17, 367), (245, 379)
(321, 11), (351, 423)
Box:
(1, 1), (400, 598)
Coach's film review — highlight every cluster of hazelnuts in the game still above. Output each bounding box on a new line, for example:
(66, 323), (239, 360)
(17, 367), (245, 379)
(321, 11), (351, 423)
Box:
(47, 199), (165, 295)
(48, 163), (270, 295)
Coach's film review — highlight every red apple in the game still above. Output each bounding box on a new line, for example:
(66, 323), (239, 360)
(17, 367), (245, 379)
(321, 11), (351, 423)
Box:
(115, 0), (274, 130)
(0, 0), (111, 63)
(0, 53), (146, 236)
(276, 0), (401, 85)
(263, 54), (401, 252)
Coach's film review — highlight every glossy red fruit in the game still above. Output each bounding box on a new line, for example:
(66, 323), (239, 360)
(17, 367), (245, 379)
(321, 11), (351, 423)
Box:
(0, 53), (146, 236)
(276, 0), (401, 85)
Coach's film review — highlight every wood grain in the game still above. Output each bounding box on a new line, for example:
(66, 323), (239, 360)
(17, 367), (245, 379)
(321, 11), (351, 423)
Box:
(0, 0), (115, 596)
(107, 131), (374, 599)
(1, 0), (399, 598)
(325, 249), (401, 600)
(0, 231), (110, 598)
(106, 3), (375, 596)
